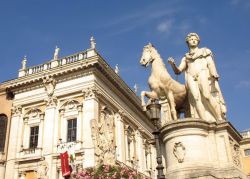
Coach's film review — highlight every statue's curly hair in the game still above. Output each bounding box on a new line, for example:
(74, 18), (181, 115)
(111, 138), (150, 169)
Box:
(185, 33), (200, 44)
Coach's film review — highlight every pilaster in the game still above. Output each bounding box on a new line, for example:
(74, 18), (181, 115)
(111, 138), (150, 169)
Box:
(82, 87), (99, 167)
(5, 106), (22, 179)
(44, 98), (58, 179)
(135, 128), (144, 172)
(114, 110), (126, 162)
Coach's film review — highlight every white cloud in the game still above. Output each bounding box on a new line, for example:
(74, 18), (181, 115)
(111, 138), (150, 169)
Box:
(102, 3), (179, 36)
(230, 0), (250, 8)
(231, 0), (241, 5)
(157, 20), (173, 33)
(236, 80), (250, 88)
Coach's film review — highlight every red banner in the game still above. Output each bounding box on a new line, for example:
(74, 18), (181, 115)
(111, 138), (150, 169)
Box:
(60, 151), (71, 177)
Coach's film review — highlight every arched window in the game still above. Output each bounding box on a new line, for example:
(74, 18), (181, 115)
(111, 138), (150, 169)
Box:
(0, 114), (8, 152)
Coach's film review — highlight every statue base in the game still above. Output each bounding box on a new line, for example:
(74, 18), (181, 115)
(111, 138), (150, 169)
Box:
(161, 119), (247, 179)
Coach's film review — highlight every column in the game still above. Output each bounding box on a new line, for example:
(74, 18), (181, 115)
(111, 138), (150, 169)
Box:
(58, 109), (65, 142)
(77, 105), (83, 143)
(38, 113), (45, 149)
(0, 162), (5, 179)
(43, 98), (58, 179)
(43, 99), (57, 154)
(124, 124), (129, 165)
(22, 118), (29, 149)
(82, 87), (99, 167)
(5, 106), (22, 179)
(135, 128), (144, 172)
(16, 116), (25, 153)
(114, 111), (125, 162)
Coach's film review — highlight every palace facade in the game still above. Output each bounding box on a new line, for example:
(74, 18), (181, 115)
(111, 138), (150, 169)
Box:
(0, 38), (158, 179)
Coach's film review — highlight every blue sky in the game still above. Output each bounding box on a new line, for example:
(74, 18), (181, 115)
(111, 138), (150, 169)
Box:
(0, 0), (250, 131)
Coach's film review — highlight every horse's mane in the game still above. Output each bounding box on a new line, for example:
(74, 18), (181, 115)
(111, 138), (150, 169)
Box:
(146, 45), (166, 67)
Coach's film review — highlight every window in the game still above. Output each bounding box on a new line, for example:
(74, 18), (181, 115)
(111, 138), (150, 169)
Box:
(29, 126), (39, 148)
(67, 119), (77, 142)
(244, 149), (250, 156)
(0, 114), (7, 152)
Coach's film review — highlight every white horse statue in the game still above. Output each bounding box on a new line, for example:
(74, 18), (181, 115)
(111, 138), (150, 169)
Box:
(140, 43), (187, 120)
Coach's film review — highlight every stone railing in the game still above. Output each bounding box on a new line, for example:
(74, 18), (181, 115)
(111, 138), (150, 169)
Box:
(241, 130), (250, 139)
(19, 50), (90, 77)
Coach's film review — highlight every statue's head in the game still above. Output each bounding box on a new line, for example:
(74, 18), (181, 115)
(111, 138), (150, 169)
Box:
(140, 43), (154, 67)
(185, 33), (200, 47)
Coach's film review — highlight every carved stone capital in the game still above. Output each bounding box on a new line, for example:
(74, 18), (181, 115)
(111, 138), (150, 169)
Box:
(11, 105), (22, 116)
(124, 124), (130, 135)
(59, 108), (65, 116)
(39, 113), (45, 120)
(77, 104), (83, 112)
(82, 87), (100, 100)
(118, 109), (126, 119)
(23, 117), (29, 124)
(45, 96), (57, 107)
(136, 127), (144, 138)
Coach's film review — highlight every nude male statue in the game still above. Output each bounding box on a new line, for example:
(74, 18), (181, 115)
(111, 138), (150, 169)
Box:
(168, 33), (226, 121)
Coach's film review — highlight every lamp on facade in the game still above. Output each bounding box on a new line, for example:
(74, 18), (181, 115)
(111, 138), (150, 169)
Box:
(146, 100), (165, 179)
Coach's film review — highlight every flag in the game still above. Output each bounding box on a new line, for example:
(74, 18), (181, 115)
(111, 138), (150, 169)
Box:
(60, 151), (71, 177)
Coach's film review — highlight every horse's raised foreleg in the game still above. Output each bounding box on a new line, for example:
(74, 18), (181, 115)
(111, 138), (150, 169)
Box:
(141, 91), (158, 111)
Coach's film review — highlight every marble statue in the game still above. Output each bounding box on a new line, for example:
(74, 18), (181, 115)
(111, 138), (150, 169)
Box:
(115, 64), (119, 74)
(21, 56), (27, 70)
(53, 46), (60, 61)
(134, 83), (138, 93)
(90, 36), (96, 49)
(168, 33), (226, 121)
(140, 43), (187, 120)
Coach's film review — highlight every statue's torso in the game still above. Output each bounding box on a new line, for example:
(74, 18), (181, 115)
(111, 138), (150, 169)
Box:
(184, 48), (211, 81)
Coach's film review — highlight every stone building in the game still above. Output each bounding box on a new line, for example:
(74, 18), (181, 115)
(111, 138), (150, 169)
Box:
(241, 130), (250, 177)
(1, 38), (157, 179)
(0, 85), (13, 179)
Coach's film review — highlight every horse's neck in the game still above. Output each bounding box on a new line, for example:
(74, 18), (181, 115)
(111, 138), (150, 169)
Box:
(151, 53), (170, 78)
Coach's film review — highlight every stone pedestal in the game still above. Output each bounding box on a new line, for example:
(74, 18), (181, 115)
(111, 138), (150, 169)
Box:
(161, 119), (247, 179)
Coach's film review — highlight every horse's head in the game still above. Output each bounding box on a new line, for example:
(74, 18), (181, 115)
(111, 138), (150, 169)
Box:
(140, 43), (155, 67)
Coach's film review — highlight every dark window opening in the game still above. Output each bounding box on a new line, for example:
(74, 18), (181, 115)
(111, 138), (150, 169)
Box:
(244, 149), (250, 156)
(67, 119), (77, 142)
(29, 126), (39, 148)
(0, 114), (8, 152)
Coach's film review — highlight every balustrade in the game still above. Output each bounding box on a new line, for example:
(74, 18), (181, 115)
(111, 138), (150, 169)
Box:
(24, 51), (88, 76)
